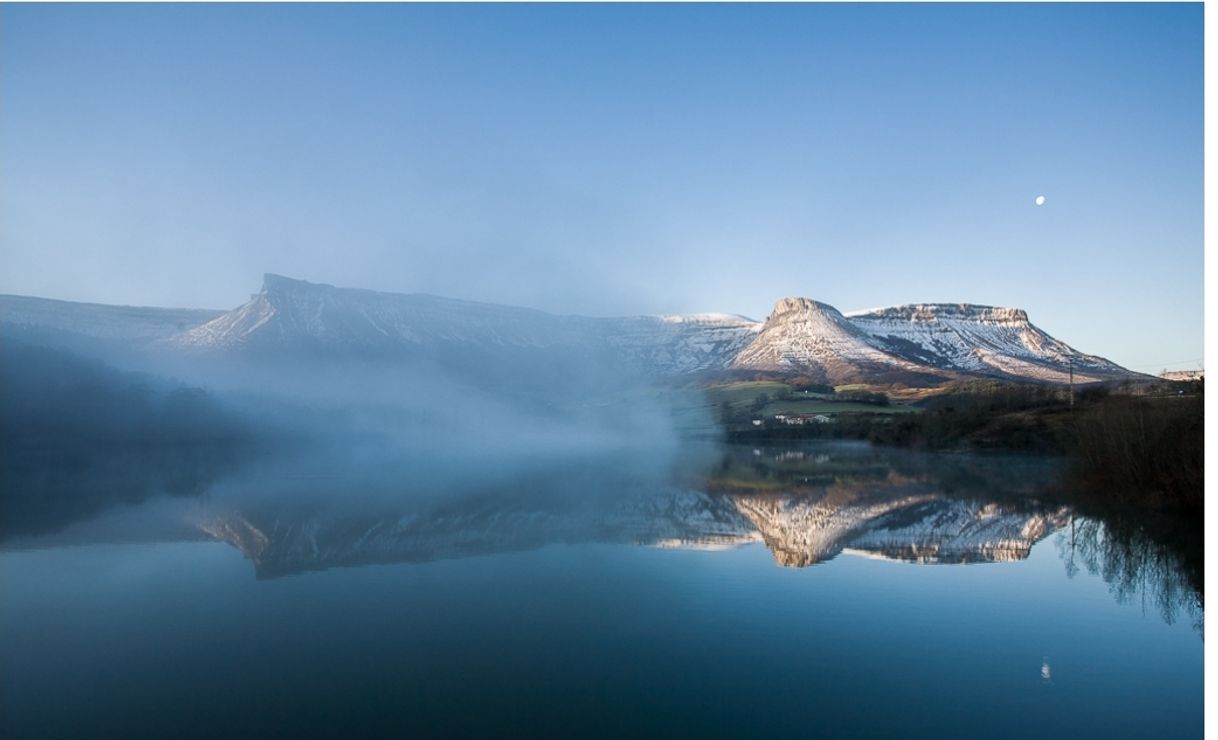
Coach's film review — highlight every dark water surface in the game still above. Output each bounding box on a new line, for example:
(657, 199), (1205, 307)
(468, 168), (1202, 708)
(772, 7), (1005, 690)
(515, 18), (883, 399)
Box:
(0, 442), (1202, 739)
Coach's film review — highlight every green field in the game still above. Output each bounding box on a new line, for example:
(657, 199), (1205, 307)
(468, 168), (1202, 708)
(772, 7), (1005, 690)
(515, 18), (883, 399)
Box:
(658, 380), (916, 435)
(703, 381), (914, 416)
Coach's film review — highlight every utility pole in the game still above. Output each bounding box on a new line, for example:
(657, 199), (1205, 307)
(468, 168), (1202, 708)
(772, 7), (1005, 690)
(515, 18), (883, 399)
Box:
(1068, 357), (1074, 411)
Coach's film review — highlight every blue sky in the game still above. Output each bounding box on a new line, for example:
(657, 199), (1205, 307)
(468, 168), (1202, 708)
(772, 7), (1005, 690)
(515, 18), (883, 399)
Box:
(0, 4), (1202, 372)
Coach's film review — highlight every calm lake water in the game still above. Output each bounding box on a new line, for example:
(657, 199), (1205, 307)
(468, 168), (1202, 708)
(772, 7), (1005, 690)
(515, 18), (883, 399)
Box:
(0, 441), (1202, 739)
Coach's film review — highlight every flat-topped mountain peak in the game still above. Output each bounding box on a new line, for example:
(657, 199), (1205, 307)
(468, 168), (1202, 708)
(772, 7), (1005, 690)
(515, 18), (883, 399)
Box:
(848, 303), (1030, 324)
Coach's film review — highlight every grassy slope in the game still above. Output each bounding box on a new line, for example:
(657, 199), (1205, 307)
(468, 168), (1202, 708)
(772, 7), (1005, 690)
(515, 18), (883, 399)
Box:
(709, 381), (913, 416)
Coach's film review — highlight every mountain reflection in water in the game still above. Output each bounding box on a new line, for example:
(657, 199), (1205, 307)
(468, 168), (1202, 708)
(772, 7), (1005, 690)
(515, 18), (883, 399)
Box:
(0, 440), (1202, 630)
(127, 441), (1063, 578)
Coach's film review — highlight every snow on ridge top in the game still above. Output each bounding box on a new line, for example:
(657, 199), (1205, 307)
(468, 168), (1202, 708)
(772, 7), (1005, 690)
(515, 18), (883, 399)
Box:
(770, 297), (843, 317)
(846, 303), (1030, 324)
(657, 312), (760, 327)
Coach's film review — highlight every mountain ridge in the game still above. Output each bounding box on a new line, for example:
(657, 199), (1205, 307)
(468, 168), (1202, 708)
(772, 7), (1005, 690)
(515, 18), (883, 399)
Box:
(1, 274), (1145, 385)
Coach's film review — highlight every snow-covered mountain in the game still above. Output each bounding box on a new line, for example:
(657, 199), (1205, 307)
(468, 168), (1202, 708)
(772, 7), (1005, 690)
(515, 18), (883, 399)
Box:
(729, 297), (947, 385)
(729, 297), (1139, 384)
(600, 313), (761, 375)
(175, 273), (591, 352)
(845, 304), (1131, 383)
(3, 274), (1140, 385)
(172, 274), (760, 374)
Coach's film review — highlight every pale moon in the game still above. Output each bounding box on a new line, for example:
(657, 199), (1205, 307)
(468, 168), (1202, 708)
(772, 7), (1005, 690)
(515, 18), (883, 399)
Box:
(1035, 195), (1046, 206)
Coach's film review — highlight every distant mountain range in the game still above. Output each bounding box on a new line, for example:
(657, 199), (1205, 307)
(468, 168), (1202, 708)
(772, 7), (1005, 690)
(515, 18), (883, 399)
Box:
(0, 273), (1143, 386)
(1160, 369), (1204, 382)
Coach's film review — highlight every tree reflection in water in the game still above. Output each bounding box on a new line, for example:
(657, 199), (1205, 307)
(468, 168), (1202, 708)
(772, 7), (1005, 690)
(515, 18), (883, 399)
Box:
(1056, 511), (1203, 634)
